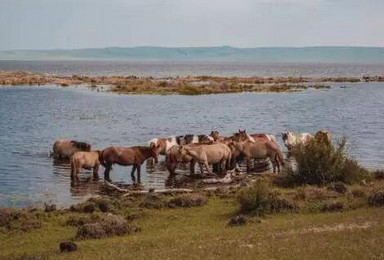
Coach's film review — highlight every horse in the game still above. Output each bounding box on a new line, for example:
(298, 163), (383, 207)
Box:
(233, 130), (256, 143)
(210, 130), (234, 144)
(281, 131), (313, 152)
(70, 150), (101, 179)
(52, 139), (91, 159)
(183, 134), (214, 144)
(232, 140), (284, 173)
(99, 145), (160, 183)
(315, 129), (332, 145)
(165, 145), (195, 176)
(249, 133), (279, 145)
(178, 142), (232, 175)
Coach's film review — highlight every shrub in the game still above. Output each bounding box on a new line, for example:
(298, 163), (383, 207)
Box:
(76, 214), (140, 240)
(140, 195), (165, 209)
(374, 170), (384, 179)
(167, 194), (207, 208)
(368, 190), (384, 206)
(237, 180), (297, 216)
(237, 180), (271, 216)
(281, 138), (369, 186)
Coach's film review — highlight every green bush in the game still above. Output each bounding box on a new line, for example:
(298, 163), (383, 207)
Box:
(282, 138), (369, 186)
(237, 180), (297, 216)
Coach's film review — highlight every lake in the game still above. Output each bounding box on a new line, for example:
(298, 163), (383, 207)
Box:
(1, 60), (384, 77)
(0, 83), (383, 208)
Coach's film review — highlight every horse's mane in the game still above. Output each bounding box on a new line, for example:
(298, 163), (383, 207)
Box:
(71, 140), (90, 150)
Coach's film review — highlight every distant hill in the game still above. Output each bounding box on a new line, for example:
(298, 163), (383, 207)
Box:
(1, 46), (384, 62)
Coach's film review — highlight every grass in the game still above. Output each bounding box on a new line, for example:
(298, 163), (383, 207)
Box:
(2, 177), (384, 259)
(1, 199), (384, 259)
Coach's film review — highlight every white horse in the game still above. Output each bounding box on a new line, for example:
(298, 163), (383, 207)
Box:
(281, 131), (314, 151)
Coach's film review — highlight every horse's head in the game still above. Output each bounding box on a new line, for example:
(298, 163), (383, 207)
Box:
(210, 130), (220, 141)
(150, 144), (161, 163)
(233, 130), (254, 143)
(315, 130), (332, 144)
(198, 134), (214, 144)
(71, 140), (91, 152)
(183, 134), (195, 144)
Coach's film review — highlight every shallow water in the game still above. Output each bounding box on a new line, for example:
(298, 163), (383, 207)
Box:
(1, 60), (384, 77)
(0, 83), (384, 207)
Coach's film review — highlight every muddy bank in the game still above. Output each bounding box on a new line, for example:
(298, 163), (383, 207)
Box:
(1, 70), (383, 95)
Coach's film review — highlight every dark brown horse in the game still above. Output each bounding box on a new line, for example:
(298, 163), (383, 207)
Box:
(99, 145), (160, 183)
(52, 139), (91, 159)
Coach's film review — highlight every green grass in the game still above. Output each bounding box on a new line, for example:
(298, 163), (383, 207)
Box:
(1, 197), (384, 259)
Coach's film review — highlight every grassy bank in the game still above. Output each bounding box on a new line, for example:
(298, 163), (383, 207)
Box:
(2, 70), (383, 95)
(1, 174), (384, 259)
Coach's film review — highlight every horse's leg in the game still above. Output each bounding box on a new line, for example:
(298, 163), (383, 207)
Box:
(137, 164), (142, 183)
(104, 163), (112, 181)
(246, 158), (252, 173)
(212, 163), (219, 174)
(131, 165), (137, 182)
(204, 161), (212, 175)
(93, 164), (100, 179)
(199, 163), (205, 174)
(271, 155), (277, 173)
(189, 160), (195, 175)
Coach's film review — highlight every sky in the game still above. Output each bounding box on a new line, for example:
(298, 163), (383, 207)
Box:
(0, 0), (383, 50)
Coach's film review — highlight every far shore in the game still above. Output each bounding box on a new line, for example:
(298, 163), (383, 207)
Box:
(1, 70), (383, 95)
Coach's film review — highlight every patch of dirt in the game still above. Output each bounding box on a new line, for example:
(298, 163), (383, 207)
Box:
(276, 221), (378, 236)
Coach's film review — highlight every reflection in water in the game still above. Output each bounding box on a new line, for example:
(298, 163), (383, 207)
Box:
(70, 177), (101, 197)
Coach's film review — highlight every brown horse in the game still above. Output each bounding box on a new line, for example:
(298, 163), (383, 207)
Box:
(233, 140), (284, 173)
(70, 150), (101, 179)
(52, 139), (91, 159)
(99, 145), (160, 182)
(179, 143), (232, 175)
(165, 145), (195, 176)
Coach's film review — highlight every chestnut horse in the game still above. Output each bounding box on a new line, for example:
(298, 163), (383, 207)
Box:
(99, 145), (160, 183)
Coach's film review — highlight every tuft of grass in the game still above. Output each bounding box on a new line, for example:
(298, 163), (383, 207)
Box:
(368, 189), (384, 206)
(167, 194), (208, 208)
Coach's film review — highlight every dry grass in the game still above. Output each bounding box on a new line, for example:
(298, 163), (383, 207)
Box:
(0, 70), (380, 95)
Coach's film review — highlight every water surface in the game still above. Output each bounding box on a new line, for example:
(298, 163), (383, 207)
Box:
(0, 83), (383, 207)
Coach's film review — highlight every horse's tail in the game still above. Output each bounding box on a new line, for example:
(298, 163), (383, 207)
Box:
(98, 149), (106, 168)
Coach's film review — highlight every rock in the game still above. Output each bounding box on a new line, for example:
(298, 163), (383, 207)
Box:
(44, 203), (56, 212)
(228, 215), (247, 227)
(60, 241), (78, 252)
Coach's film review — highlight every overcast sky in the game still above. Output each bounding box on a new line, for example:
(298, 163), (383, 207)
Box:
(0, 0), (383, 50)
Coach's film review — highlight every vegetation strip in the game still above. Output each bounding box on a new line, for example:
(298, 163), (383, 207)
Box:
(1, 70), (384, 95)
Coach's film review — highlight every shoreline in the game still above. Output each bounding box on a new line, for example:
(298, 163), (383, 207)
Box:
(1, 70), (383, 95)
